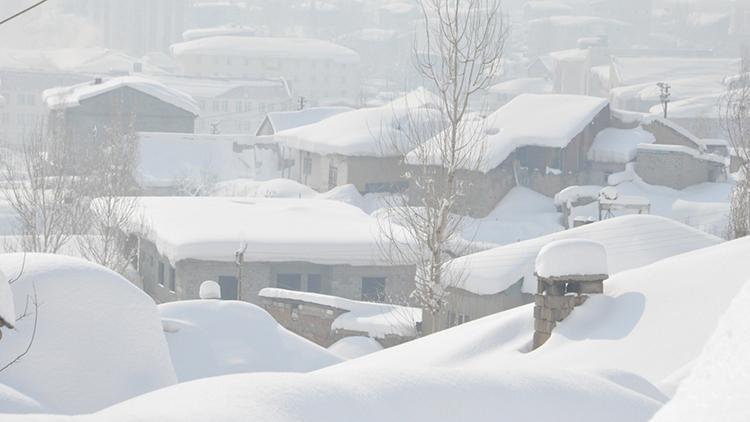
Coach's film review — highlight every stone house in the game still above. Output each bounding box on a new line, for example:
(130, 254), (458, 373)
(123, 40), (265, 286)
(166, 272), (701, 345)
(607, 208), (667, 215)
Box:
(129, 197), (416, 306)
(258, 288), (421, 347)
(407, 94), (612, 218)
(43, 76), (199, 139)
(426, 214), (721, 334)
(276, 89), (444, 194)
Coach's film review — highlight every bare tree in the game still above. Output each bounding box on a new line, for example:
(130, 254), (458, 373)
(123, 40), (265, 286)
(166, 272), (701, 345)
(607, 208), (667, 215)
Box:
(722, 47), (750, 238)
(0, 255), (40, 373)
(379, 0), (507, 332)
(76, 118), (140, 275)
(1, 120), (92, 253)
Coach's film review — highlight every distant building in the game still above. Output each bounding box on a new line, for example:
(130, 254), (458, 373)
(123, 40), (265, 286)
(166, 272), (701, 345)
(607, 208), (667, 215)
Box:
(170, 36), (361, 106)
(276, 89), (444, 194)
(129, 197), (416, 306)
(255, 107), (352, 136)
(43, 76), (198, 138)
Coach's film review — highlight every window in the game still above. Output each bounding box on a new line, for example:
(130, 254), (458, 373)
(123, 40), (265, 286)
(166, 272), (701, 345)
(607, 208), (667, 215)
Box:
(158, 262), (165, 286)
(361, 277), (386, 302)
(307, 274), (322, 293)
(169, 267), (176, 292)
(303, 156), (313, 176)
(328, 164), (338, 190)
(277, 274), (302, 291)
(218, 276), (238, 300)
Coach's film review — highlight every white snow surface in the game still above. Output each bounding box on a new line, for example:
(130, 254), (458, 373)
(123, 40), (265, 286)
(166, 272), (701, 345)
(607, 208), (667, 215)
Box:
(16, 366), (660, 421)
(137, 132), (261, 188)
(0, 254), (176, 414)
(340, 236), (750, 388)
(587, 126), (655, 163)
(132, 197), (411, 266)
(535, 239), (608, 278)
(259, 288), (421, 338)
(198, 280), (221, 299)
(653, 280), (750, 421)
(0, 268), (14, 327)
(449, 215), (721, 295)
(409, 94), (609, 172)
(170, 36), (360, 64)
(209, 178), (317, 198)
(43, 76), (199, 115)
(158, 300), (340, 382)
(328, 336), (384, 360)
(260, 107), (352, 134)
(488, 77), (552, 96)
(278, 88), (443, 157)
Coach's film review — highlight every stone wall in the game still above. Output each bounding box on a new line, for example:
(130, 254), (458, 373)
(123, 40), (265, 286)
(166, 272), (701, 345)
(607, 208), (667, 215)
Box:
(635, 147), (726, 190)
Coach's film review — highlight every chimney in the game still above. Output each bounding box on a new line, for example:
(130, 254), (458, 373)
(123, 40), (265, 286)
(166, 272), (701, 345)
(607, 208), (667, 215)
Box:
(532, 239), (608, 350)
(133, 62), (143, 73)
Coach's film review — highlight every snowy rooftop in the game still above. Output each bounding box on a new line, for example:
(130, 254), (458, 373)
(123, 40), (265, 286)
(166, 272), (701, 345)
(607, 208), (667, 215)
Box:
(447, 215), (721, 295)
(170, 36), (360, 64)
(648, 92), (722, 119)
(0, 47), (167, 75)
(587, 126), (655, 164)
(132, 197), (411, 266)
(182, 25), (257, 41)
(152, 74), (291, 100)
(611, 57), (739, 87)
(535, 239), (608, 278)
(259, 106), (352, 135)
(408, 94), (609, 173)
(488, 78), (552, 97)
(278, 88), (443, 157)
(43, 76), (200, 115)
(259, 288), (422, 338)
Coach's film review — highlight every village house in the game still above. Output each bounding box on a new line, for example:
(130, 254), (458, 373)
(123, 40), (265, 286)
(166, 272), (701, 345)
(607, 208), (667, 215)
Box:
(43, 76), (199, 139)
(129, 197), (416, 306)
(255, 106), (352, 137)
(425, 215), (721, 333)
(258, 288), (421, 348)
(275, 89), (444, 194)
(169, 36), (361, 106)
(408, 93), (611, 218)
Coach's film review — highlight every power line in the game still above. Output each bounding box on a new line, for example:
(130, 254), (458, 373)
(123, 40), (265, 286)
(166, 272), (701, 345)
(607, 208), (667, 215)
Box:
(0, 0), (51, 27)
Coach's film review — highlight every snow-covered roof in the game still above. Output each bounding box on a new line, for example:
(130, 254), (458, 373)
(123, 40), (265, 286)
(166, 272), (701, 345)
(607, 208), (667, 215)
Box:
(259, 288), (421, 338)
(182, 25), (256, 42)
(408, 94), (609, 173)
(170, 36), (360, 64)
(448, 214), (721, 295)
(136, 132), (263, 189)
(535, 239), (608, 278)
(258, 106), (352, 135)
(0, 48), (167, 75)
(132, 197), (412, 266)
(587, 126), (655, 163)
(159, 299), (339, 382)
(488, 78), (552, 97)
(278, 88), (443, 157)
(43, 76), (200, 115)
(637, 143), (727, 165)
(528, 15), (629, 27)
(648, 92), (722, 119)
(610, 57), (739, 88)
(153, 74), (291, 100)
(549, 48), (590, 62)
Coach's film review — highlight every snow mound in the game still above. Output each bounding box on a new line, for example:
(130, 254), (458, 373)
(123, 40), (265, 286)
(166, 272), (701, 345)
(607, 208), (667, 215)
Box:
(328, 336), (384, 360)
(653, 279), (750, 421)
(0, 254), (176, 414)
(198, 280), (221, 299)
(210, 178), (317, 198)
(0, 268), (14, 328)
(317, 184), (367, 211)
(0, 383), (44, 414)
(535, 239), (608, 278)
(158, 300), (340, 382)
(82, 366), (660, 422)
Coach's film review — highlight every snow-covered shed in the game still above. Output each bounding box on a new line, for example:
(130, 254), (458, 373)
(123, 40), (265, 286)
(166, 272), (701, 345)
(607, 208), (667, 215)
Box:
(259, 288), (421, 347)
(130, 197), (416, 306)
(406, 93), (610, 217)
(424, 215), (721, 333)
(276, 88), (444, 194)
(43, 76), (199, 137)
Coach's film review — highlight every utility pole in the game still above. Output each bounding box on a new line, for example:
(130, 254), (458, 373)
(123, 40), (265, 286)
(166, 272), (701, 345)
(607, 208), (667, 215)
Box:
(298, 96), (306, 111)
(657, 82), (671, 118)
(235, 243), (247, 300)
(0, 0), (50, 27)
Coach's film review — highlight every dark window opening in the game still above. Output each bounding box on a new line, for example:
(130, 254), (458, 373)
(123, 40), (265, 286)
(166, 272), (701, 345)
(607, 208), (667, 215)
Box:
(361, 277), (386, 302)
(277, 273), (302, 291)
(307, 274), (322, 293)
(169, 267), (176, 292)
(158, 262), (165, 286)
(218, 276), (238, 300)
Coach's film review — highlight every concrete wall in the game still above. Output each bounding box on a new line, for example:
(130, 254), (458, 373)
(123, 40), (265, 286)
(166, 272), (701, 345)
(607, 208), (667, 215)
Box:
(635, 148), (725, 190)
(135, 237), (416, 305)
(643, 118), (702, 150)
(423, 279), (534, 334)
(62, 86), (196, 137)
